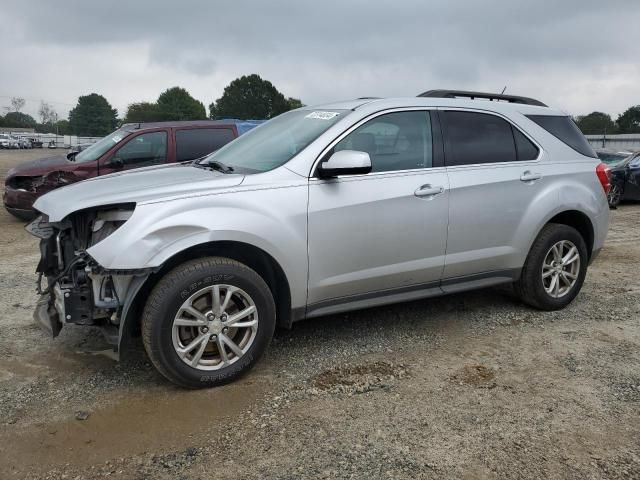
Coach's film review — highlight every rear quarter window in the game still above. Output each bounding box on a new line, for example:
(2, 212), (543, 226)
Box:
(176, 128), (236, 161)
(526, 115), (597, 158)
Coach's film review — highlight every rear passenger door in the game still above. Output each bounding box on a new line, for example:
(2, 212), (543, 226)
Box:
(174, 127), (236, 162)
(439, 109), (543, 283)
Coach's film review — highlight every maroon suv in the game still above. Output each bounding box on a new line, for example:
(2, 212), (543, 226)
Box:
(3, 120), (262, 220)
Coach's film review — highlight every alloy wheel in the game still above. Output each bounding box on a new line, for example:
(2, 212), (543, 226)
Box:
(171, 284), (258, 370)
(541, 240), (581, 298)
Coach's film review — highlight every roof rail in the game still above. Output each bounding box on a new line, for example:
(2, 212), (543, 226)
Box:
(417, 89), (547, 107)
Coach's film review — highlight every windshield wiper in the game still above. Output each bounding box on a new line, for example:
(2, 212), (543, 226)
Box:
(200, 160), (234, 174)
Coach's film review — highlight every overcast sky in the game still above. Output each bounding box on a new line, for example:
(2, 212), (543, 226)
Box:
(2, 0), (639, 121)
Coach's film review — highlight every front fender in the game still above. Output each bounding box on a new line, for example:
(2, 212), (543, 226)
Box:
(88, 186), (309, 309)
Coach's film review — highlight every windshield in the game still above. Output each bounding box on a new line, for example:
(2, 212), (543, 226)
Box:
(74, 127), (130, 163)
(199, 109), (347, 172)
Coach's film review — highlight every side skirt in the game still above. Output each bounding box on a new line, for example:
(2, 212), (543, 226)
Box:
(301, 269), (521, 321)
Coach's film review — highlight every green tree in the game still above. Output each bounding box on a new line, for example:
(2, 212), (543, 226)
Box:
(286, 97), (305, 110)
(125, 102), (163, 122)
(3, 111), (37, 128)
(575, 112), (617, 135)
(209, 74), (292, 120)
(68, 93), (118, 136)
(616, 106), (640, 134)
(156, 87), (206, 121)
(56, 119), (70, 135)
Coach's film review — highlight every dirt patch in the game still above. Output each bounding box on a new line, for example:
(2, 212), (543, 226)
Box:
(313, 361), (408, 394)
(450, 363), (497, 388)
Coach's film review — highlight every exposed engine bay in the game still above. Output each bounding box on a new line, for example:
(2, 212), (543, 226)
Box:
(28, 204), (150, 349)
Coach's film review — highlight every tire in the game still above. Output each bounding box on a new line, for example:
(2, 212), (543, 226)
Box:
(608, 183), (622, 208)
(142, 257), (276, 388)
(514, 223), (588, 311)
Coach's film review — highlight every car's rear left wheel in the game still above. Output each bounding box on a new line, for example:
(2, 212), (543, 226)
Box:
(142, 257), (276, 388)
(515, 223), (588, 311)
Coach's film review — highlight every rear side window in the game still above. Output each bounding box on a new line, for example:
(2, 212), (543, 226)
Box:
(441, 111), (517, 166)
(176, 128), (235, 162)
(513, 128), (539, 161)
(526, 115), (597, 158)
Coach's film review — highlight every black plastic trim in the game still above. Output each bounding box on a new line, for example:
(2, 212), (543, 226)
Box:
(419, 89), (547, 107)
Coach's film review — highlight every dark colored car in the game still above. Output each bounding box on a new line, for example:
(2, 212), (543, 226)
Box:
(28, 138), (44, 148)
(595, 148), (633, 166)
(4, 120), (263, 220)
(608, 152), (640, 207)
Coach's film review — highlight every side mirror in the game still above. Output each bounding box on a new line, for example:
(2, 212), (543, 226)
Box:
(106, 157), (124, 169)
(318, 150), (372, 178)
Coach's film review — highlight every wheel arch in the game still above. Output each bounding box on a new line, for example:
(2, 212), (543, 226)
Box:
(544, 210), (595, 259)
(121, 240), (294, 346)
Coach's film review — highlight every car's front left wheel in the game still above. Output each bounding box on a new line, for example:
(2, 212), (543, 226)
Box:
(142, 257), (276, 388)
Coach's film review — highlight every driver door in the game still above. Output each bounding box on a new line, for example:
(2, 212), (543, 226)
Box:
(306, 110), (449, 311)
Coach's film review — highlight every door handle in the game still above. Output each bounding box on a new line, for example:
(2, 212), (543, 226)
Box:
(415, 184), (445, 198)
(520, 171), (542, 182)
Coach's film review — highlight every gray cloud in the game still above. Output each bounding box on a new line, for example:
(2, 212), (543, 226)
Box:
(1, 0), (639, 120)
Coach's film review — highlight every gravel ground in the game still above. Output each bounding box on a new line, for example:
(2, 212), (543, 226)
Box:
(0, 149), (638, 479)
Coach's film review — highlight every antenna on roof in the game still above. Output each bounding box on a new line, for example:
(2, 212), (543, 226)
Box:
(500, 86), (507, 94)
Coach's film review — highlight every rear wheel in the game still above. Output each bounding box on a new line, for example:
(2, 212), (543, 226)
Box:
(142, 257), (276, 388)
(515, 223), (588, 310)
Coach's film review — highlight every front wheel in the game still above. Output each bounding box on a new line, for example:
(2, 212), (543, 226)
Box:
(142, 257), (276, 388)
(608, 183), (622, 208)
(514, 223), (588, 311)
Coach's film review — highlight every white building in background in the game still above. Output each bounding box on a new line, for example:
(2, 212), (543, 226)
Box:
(586, 134), (640, 151)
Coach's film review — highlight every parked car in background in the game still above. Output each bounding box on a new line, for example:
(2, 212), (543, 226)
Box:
(28, 137), (44, 148)
(0, 134), (12, 149)
(607, 151), (640, 207)
(596, 148), (633, 165)
(19, 137), (32, 149)
(4, 120), (264, 220)
(0, 135), (20, 149)
(27, 91), (610, 387)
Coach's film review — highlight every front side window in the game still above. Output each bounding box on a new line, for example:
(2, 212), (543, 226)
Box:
(176, 128), (236, 161)
(442, 111), (518, 166)
(334, 111), (433, 172)
(113, 131), (167, 167)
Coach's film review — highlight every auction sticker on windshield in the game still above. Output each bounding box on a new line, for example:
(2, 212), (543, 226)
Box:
(305, 111), (340, 120)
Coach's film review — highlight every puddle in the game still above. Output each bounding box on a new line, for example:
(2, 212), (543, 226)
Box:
(0, 377), (267, 476)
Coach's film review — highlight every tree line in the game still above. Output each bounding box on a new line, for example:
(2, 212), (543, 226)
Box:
(574, 107), (640, 135)
(0, 74), (304, 137)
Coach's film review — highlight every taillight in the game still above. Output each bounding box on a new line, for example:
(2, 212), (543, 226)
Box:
(596, 163), (611, 195)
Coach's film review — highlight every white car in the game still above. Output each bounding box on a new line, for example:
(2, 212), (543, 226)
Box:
(0, 134), (20, 149)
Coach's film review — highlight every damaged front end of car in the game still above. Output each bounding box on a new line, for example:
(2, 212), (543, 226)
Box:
(28, 204), (151, 356)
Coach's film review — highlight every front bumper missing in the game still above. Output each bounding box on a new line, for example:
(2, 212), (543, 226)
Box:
(33, 294), (62, 337)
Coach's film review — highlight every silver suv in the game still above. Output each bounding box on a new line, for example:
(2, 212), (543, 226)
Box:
(28, 90), (610, 387)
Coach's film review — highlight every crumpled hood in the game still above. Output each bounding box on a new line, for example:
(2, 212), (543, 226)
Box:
(34, 163), (245, 221)
(6, 154), (70, 178)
